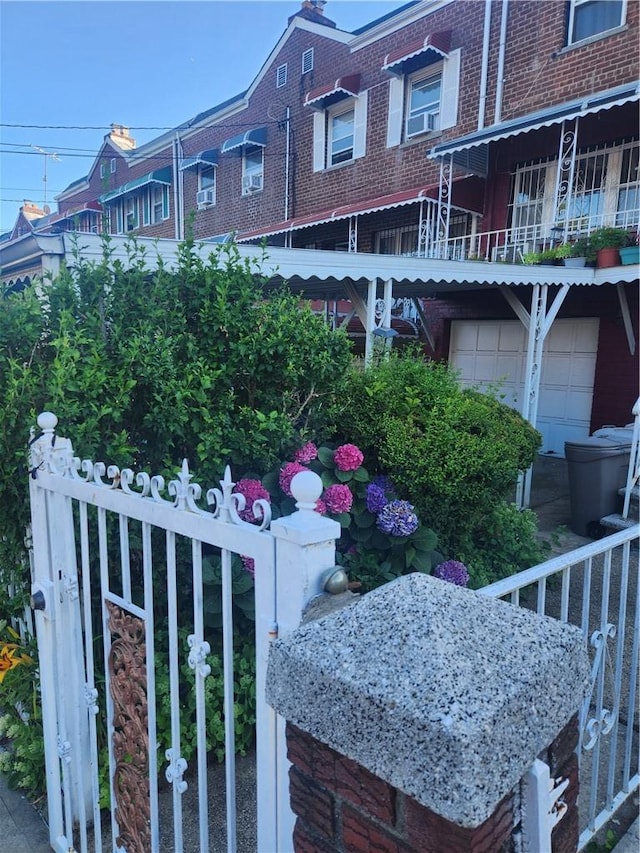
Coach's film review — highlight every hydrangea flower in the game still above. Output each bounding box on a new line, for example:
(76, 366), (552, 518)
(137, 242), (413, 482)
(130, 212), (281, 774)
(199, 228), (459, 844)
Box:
(333, 443), (364, 472)
(294, 442), (318, 464)
(366, 483), (388, 514)
(233, 478), (271, 523)
(433, 560), (469, 587)
(279, 461), (307, 497)
(323, 484), (353, 514)
(376, 500), (419, 537)
(372, 474), (395, 494)
(240, 555), (255, 577)
(314, 498), (327, 515)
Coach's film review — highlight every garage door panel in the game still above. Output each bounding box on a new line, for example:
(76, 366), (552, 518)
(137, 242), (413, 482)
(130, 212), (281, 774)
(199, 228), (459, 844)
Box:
(450, 318), (599, 456)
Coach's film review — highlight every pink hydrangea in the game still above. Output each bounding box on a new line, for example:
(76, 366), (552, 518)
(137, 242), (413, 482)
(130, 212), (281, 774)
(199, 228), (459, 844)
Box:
(315, 498), (327, 515)
(233, 478), (271, 523)
(240, 555), (255, 577)
(294, 442), (318, 464)
(323, 484), (353, 514)
(333, 443), (364, 472)
(279, 461), (307, 497)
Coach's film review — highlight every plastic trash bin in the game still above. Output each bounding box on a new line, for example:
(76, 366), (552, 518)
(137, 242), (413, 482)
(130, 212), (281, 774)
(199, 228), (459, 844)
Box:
(564, 434), (631, 537)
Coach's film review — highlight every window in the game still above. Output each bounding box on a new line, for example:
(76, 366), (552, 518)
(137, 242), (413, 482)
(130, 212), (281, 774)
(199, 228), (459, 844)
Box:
(568, 0), (624, 44)
(99, 163), (106, 179)
(406, 69), (441, 138)
(142, 185), (169, 224)
(196, 166), (216, 207)
(375, 225), (419, 256)
(386, 49), (460, 148)
(302, 48), (314, 74)
(242, 145), (263, 194)
(276, 63), (288, 88)
(110, 158), (117, 173)
(329, 107), (354, 165)
(312, 92), (368, 172)
(115, 197), (139, 233)
(616, 145), (640, 227)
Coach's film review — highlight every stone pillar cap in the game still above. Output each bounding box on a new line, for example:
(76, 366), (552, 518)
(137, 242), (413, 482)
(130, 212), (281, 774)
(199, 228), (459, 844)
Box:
(267, 573), (589, 827)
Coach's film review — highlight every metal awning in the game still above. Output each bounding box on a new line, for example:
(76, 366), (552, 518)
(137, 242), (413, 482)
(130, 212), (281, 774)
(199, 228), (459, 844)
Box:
(221, 127), (267, 153)
(41, 202), (102, 226)
(430, 81), (640, 159)
(179, 149), (218, 172)
(382, 31), (451, 75)
(99, 167), (173, 204)
(237, 183), (445, 242)
(304, 74), (361, 109)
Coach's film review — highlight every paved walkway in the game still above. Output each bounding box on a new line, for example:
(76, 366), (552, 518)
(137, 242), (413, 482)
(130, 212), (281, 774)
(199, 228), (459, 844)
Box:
(0, 769), (49, 852)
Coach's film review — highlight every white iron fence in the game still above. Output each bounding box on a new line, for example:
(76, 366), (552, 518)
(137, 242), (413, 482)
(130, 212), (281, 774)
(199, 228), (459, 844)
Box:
(28, 412), (340, 853)
(480, 525), (640, 850)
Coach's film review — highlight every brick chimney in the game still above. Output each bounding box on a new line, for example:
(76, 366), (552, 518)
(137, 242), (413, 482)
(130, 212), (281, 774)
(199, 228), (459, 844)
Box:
(21, 201), (46, 221)
(288, 0), (336, 28)
(108, 124), (136, 151)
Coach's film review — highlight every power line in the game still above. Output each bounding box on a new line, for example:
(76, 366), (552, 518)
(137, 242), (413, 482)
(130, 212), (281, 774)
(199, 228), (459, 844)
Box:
(0, 119), (280, 131)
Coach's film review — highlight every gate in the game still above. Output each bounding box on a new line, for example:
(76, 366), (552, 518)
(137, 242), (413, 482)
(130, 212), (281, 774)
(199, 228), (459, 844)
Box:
(480, 525), (639, 849)
(28, 412), (340, 853)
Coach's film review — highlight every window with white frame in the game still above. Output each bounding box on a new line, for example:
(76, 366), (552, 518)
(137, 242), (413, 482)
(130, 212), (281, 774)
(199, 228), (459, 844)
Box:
(113, 196), (139, 233)
(276, 63), (288, 88)
(242, 145), (263, 194)
(406, 69), (442, 138)
(568, 0), (625, 45)
(312, 92), (368, 172)
(386, 49), (461, 148)
(196, 166), (216, 208)
(100, 162), (106, 179)
(302, 48), (314, 74)
(508, 139), (640, 237)
(110, 157), (117, 173)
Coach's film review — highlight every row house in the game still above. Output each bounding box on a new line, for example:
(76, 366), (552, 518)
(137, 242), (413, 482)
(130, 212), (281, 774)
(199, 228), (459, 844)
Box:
(3, 0), (639, 462)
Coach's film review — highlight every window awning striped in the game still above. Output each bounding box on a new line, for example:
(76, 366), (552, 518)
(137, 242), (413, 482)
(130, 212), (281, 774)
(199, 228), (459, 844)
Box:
(46, 202), (103, 224)
(179, 149), (219, 172)
(221, 127), (267, 153)
(382, 31), (451, 75)
(430, 82), (640, 164)
(304, 74), (361, 109)
(99, 167), (173, 203)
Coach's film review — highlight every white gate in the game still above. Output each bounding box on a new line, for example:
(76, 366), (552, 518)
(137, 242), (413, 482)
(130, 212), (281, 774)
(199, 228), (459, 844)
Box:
(28, 412), (340, 853)
(480, 525), (639, 849)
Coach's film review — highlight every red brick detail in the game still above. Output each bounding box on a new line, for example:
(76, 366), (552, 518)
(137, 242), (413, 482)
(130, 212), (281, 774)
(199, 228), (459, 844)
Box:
(290, 765), (336, 843)
(294, 819), (338, 853)
(404, 792), (513, 853)
(342, 805), (412, 853)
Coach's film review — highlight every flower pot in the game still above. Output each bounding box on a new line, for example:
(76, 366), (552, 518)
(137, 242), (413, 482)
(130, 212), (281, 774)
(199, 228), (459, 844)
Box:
(596, 247), (621, 268)
(619, 246), (640, 266)
(563, 257), (587, 268)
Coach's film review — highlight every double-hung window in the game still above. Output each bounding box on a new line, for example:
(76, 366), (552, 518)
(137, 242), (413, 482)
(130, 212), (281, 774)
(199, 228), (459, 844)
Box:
(329, 107), (355, 165)
(406, 69), (441, 138)
(142, 185), (169, 225)
(386, 49), (460, 148)
(568, 0), (625, 45)
(242, 145), (263, 194)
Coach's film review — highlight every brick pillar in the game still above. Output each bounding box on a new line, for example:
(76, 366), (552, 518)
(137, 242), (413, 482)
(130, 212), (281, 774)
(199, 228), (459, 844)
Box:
(267, 573), (590, 853)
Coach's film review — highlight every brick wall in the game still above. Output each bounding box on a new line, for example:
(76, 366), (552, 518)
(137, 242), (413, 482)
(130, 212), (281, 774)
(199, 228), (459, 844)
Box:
(287, 715), (580, 853)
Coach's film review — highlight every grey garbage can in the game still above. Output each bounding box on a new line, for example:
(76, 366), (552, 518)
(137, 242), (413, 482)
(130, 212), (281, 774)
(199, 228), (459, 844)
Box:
(564, 433), (631, 537)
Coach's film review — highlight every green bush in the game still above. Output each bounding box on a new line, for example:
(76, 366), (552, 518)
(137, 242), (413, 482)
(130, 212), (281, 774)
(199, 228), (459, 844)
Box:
(337, 351), (544, 584)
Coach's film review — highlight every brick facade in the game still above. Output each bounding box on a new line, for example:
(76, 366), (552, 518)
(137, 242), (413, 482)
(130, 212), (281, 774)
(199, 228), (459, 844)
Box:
(287, 715), (581, 853)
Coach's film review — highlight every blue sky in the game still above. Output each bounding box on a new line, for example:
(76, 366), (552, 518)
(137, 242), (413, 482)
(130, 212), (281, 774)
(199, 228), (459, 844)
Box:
(0, 0), (404, 233)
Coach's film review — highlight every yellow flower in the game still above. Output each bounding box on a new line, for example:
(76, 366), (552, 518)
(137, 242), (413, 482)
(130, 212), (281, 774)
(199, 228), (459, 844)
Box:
(0, 643), (33, 684)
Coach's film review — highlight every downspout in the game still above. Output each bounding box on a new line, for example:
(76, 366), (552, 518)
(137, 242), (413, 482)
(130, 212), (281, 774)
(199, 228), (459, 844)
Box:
(494, 0), (509, 124)
(284, 106), (291, 223)
(477, 0), (492, 130)
(173, 133), (183, 240)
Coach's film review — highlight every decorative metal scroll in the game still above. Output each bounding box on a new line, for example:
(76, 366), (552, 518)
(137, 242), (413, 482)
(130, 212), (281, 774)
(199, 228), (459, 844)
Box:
(553, 119), (579, 241)
(107, 601), (151, 853)
(30, 413), (272, 531)
(581, 623), (618, 751)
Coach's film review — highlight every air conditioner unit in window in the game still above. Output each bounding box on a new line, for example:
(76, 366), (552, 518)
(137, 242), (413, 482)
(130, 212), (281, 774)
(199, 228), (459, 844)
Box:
(406, 111), (438, 138)
(242, 174), (263, 193)
(196, 188), (215, 208)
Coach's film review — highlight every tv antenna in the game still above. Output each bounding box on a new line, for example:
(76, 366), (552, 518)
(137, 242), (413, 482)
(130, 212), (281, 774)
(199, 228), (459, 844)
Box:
(31, 145), (61, 207)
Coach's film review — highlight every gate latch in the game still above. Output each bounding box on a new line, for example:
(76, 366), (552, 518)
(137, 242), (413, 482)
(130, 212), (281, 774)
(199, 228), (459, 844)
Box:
(30, 580), (54, 620)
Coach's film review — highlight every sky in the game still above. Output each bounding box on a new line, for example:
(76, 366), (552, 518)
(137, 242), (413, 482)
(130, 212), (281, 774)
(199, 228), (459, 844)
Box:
(0, 0), (406, 233)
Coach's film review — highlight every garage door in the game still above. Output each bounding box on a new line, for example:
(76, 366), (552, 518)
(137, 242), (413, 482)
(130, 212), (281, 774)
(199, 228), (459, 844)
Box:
(449, 318), (599, 455)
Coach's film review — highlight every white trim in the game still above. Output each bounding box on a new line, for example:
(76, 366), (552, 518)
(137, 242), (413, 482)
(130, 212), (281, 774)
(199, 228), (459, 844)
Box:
(302, 47), (314, 74)
(350, 0), (454, 52)
(312, 111), (326, 173)
(567, 0), (626, 46)
(386, 77), (404, 148)
(353, 90), (367, 160)
(440, 48), (460, 130)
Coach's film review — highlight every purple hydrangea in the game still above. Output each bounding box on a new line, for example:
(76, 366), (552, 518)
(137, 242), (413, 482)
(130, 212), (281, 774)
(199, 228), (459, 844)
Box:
(279, 461), (307, 497)
(366, 483), (388, 514)
(376, 500), (419, 537)
(372, 474), (395, 494)
(323, 484), (353, 514)
(433, 560), (470, 587)
(240, 555), (255, 577)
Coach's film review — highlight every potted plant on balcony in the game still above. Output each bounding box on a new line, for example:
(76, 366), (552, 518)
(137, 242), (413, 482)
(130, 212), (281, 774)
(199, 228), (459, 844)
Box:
(588, 227), (633, 268)
(619, 231), (639, 266)
(562, 237), (589, 268)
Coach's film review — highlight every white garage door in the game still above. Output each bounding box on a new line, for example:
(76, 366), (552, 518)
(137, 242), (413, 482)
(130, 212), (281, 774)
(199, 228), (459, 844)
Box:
(449, 318), (599, 455)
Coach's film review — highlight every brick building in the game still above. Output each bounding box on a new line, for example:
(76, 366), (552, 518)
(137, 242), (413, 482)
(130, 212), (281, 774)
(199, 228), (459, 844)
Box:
(3, 0), (639, 455)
